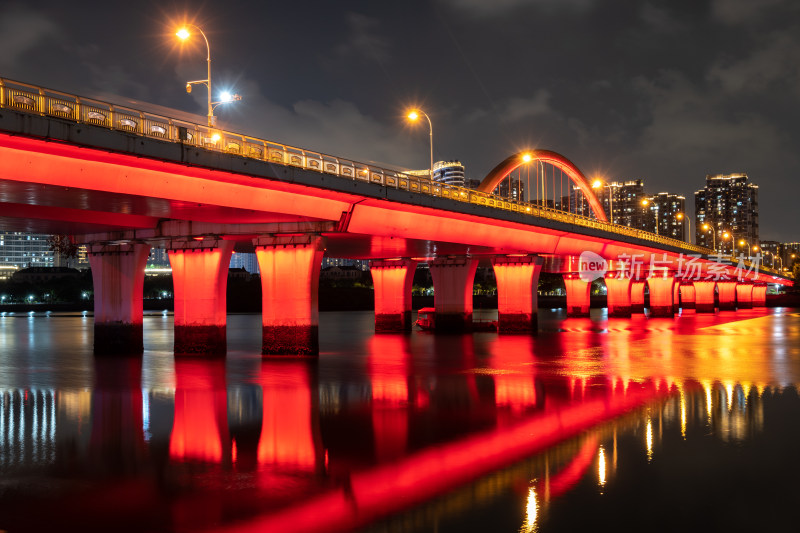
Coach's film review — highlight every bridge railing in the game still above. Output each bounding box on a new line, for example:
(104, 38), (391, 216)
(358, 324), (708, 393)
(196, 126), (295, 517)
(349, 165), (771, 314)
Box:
(0, 77), (783, 275)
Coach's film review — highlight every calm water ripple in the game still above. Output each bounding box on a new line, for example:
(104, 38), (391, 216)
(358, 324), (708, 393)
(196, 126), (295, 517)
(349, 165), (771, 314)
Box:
(1, 308), (799, 532)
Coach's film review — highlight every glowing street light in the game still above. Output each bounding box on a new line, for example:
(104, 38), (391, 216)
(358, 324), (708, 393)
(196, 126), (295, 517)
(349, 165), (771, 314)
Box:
(701, 223), (718, 251)
(676, 212), (691, 243)
(176, 24), (241, 126)
(406, 109), (433, 180)
(592, 178), (614, 223)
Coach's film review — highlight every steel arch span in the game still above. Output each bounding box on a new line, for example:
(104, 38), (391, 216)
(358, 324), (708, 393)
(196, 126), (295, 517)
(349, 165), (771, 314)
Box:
(477, 150), (608, 222)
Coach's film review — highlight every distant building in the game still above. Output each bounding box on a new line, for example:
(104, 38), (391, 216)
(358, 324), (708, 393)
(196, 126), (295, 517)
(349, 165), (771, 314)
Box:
(607, 180), (648, 228)
(230, 252), (260, 274)
(782, 242), (800, 270)
(695, 173), (758, 254)
(0, 232), (55, 269)
(432, 160), (466, 187)
(322, 257), (369, 271)
(760, 241), (782, 270)
(649, 192), (686, 241)
(147, 248), (171, 268)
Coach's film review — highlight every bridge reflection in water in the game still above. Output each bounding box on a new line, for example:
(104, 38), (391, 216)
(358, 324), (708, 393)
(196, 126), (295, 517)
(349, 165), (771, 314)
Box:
(0, 310), (798, 531)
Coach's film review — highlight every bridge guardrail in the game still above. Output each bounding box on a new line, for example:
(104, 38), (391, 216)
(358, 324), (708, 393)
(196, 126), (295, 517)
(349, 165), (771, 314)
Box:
(0, 77), (782, 276)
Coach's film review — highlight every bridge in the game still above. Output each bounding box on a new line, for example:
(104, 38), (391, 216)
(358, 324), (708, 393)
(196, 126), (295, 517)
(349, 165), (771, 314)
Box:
(0, 78), (792, 355)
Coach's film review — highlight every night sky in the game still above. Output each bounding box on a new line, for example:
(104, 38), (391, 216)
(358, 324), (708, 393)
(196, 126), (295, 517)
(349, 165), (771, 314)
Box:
(2, 0), (798, 241)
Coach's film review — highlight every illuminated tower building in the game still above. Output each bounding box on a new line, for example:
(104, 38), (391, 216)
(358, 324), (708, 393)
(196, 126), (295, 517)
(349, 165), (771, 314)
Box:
(432, 160), (465, 187)
(695, 174), (758, 254)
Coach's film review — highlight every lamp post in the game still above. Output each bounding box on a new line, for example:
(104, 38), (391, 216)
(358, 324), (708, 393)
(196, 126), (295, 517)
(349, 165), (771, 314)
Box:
(591, 178), (614, 223)
(641, 198), (658, 234)
(676, 212), (690, 243)
(407, 109), (433, 181)
(176, 25), (241, 127)
(701, 223), (718, 251)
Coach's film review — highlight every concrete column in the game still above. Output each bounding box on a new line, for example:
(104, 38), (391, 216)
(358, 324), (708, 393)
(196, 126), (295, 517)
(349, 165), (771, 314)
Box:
(563, 274), (591, 317)
(673, 282), (681, 313)
(752, 284), (768, 307)
(429, 257), (479, 332)
(736, 281), (754, 309)
(88, 243), (151, 355)
(647, 274), (675, 317)
(679, 281), (696, 309)
(255, 235), (325, 355)
(370, 259), (418, 332)
(630, 280), (646, 314)
(168, 239), (234, 356)
(604, 274), (632, 317)
(693, 280), (716, 313)
(717, 280), (738, 311)
(492, 255), (543, 333)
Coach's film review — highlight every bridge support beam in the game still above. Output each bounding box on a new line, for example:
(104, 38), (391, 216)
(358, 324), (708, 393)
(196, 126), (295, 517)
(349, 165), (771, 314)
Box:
(736, 281), (753, 309)
(169, 240), (234, 356)
(679, 281), (696, 310)
(88, 243), (151, 355)
(256, 235), (325, 355)
(563, 274), (591, 317)
(604, 274), (632, 317)
(717, 280), (738, 311)
(647, 274), (675, 317)
(492, 255), (543, 333)
(630, 280), (646, 314)
(370, 259), (417, 332)
(693, 281), (716, 313)
(752, 284), (768, 307)
(429, 257), (479, 332)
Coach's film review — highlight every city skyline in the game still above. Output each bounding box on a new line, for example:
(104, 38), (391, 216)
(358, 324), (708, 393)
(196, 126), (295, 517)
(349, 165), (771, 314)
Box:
(1, 1), (798, 241)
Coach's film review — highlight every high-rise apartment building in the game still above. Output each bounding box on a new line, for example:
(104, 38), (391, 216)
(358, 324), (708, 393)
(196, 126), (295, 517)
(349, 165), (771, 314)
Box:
(695, 174), (758, 254)
(647, 192), (686, 241)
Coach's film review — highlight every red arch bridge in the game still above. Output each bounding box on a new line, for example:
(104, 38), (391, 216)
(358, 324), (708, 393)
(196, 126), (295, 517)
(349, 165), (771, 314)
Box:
(0, 78), (792, 355)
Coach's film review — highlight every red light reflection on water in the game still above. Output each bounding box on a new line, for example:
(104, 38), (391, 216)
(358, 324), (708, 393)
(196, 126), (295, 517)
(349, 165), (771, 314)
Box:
(256, 361), (317, 469)
(169, 360), (229, 463)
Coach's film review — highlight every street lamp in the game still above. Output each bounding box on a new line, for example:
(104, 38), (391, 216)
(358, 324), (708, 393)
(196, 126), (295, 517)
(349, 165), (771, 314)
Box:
(407, 109), (433, 181)
(640, 198), (658, 234)
(676, 212), (691, 243)
(591, 178), (614, 223)
(176, 24), (241, 126)
(701, 223), (717, 251)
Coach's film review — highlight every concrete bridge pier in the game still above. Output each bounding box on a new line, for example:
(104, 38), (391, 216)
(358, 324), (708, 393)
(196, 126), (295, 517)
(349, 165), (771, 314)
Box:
(255, 235), (325, 355)
(604, 274), (632, 317)
(752, 284), (768, 307)
(736, 281), (754, 309)
(370, 259), (417, 332)
(647, 274), (675, 317)
(693, 280), (716, 313)
(679, 281), (696, 310)
(717, 280), (738, 311)
(429, 257), (479, 332)
(563, 274), (591, 317)
(630, 280), (646, 314)
(492, 255), (543, 333)
(88, 243), (151, 355)
(673, 282), (681, 313)
(168, 239), (234, 356)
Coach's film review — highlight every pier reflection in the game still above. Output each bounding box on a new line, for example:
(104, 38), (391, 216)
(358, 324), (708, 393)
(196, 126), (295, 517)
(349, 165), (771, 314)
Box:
(0, 310), (799, 532)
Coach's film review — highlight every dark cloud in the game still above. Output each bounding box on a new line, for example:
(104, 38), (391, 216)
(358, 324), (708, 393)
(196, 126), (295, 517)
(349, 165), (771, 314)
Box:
(2, 0), (799, 241)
